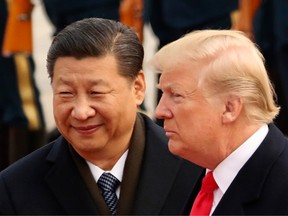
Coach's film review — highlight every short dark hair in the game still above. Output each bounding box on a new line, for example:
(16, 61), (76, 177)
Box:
(47, 17), (144, 82)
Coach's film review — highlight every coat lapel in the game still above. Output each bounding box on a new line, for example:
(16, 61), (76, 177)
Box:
(45, 137), (98, 214)
(213, 124), (286, 215)
(117, 113), (146, 215)
(69, 144), (110, 215)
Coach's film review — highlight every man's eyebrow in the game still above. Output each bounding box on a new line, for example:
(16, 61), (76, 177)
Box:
(55, 77), (72, 86)
(156, 83), (177, 91)
(57, 77), (110, 87)
(88, 79), (110, 87)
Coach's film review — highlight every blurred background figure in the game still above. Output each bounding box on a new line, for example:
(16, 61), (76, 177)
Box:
(120, 0), (144, 42)
(233, 0), (288, 135)
(0, 0), (46, 171)
(144, 0), (239, 126)
(42, 0), (120, 36)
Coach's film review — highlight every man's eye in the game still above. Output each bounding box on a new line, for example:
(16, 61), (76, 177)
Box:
(90, 91), (107, 96)
(171, 92), (184, 102)
(172, 92), (182, 98)
(59, 92), (73, 97)
(91, 91), (102, 95)
(60, 92), (71, 95)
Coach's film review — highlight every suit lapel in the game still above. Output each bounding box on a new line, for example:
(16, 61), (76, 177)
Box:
(69, 144), (111, 215)
(45, 137), (98, 214)
(117, 113), (146, 215)
(213, 124), (286, 215)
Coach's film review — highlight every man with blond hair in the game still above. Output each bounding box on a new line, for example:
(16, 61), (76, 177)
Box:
(151, 29), (288, 215)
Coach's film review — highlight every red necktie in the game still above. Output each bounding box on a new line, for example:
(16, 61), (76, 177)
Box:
(190, 171), (218, 216)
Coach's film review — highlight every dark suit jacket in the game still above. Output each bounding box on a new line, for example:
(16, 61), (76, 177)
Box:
(203, 124), (288, 215)
(0, 113), (202, 215)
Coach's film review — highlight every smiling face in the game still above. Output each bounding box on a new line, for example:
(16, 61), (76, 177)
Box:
(52, 55), (145, 161)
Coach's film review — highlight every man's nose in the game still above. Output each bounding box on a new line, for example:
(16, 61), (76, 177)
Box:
(71, 97), (96, 120)
(155, 95), (173, 119)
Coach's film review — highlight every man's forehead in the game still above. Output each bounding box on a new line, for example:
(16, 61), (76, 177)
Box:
(152, 50), (187, 74)
(158, 74), (181, 90)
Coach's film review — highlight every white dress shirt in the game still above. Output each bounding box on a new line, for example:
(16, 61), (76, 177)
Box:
(209, 124), (269, 215)
(86, 150), (129, 198)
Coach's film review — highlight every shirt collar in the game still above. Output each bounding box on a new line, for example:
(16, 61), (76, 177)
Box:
(213, 124), (268, 194)
(86, 149), (129, 183)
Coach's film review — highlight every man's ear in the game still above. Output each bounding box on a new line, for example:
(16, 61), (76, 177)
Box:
(222, 95), (243, 124)
(134, 70), (146, 105)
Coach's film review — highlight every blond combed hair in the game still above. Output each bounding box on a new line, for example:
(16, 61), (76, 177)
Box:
(180, 29), (280, 124)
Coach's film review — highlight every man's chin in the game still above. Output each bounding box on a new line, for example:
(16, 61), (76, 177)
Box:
(168, 141), (181, 156)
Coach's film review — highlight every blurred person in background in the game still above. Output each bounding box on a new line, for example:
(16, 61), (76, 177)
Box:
(0, 0), (46, 171)
(42, 0), (121, 36)
(233, 0), (288, 135)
